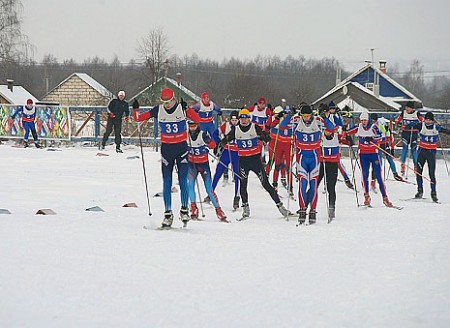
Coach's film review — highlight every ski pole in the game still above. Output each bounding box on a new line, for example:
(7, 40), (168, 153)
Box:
(134, 106), (152, 217)
(208, 151), (242, 180)
(372, 142), (434, 183)
(438, 134), (449, 176)
(348, 145), (361, 207)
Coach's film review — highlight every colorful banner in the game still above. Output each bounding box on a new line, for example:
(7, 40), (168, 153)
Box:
(0, 105), (71, 140)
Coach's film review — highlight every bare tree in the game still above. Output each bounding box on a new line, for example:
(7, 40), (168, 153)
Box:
(0, 0), (33, 67)
(136, 27), (170, 84)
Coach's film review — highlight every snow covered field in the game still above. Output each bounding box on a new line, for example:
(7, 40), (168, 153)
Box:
(1, 143), (449, 328)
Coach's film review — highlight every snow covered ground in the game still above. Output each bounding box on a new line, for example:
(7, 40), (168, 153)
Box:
(1, 143), (449, 328)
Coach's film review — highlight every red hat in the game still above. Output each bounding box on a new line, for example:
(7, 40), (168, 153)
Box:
(26, 98), (33, 104)
(160, 88), (175, 102)
(258, 97), (266, 104)
(201, 92), (209, 99)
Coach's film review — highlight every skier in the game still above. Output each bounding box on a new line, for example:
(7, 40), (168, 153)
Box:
(345, 111), (393, 207)
(369, 113), (403, 191)
(283, 104), (335, 224)
(248, 97), (272, 165)
(11, 98), (42, 148)
(394, 101), (424, 175)
(413, 111), (450, 202)
(210, 110), (241, 210)
(191, 92), (222, 143)
(187, 120), (228, 222)
(101, 90), (130, 153)
(220, 108), (291, 220)
(265, 106), (294, 197)
(132, 88), (201, 228)
(317, 102), (344, 219)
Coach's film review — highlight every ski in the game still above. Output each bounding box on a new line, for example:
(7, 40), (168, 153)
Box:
(400, 197), (441, 204)
(386, 178), (416, 185)
(358, 204), (403, 210)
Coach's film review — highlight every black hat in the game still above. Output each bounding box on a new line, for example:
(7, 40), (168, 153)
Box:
(370, 113), (378, 121)
(405, 101), (415, 109)
(424, 112), (434, 120)
(328, 100), (336, 108)
(230, 110), (239, 119)
(301, 105), (313, 115)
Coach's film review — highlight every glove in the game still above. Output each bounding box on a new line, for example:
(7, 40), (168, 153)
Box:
(276, 111), (285, 119)
(262, 132), (271, 142)
(180, 98), (187, 111)
(290, 107), (297, 116)
(109, 112), (115, 118)
(220, 138), (228, 147)
(364, 136), (373, 142)
(123, 116), (131, 122)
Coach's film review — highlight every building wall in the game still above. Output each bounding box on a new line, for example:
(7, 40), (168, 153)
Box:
(0, 95), (10, 104)
(42, 75), (110, 106)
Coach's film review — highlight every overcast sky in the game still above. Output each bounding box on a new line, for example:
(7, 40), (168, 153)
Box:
(20, 0), (450, 74)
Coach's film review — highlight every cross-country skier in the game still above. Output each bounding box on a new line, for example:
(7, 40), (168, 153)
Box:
(11, 98), (42, 148)
(191, 92), (222, 143)
(394, 101), (424, 175)
(265, 106), (294, 197)
(282, 104), (335, 224)
(412, 111), (450, 202)
(132, 88), (201, 228)
(345, 111), (393, 207)
(369, 113), (403, 191)
(210, 110), (241, 210)
(187, 120), (228, 222)
(220, 108), (291, 220)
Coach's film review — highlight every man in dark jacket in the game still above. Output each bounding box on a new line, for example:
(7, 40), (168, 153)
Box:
(101, 90), (129, 152)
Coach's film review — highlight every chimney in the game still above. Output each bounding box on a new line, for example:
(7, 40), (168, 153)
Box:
(7, 79), (14, 92)
(379, 60), (387, 74)
(176, 72), (182, 86)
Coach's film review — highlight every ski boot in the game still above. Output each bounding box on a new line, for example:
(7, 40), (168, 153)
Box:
(364, 193), (371, 206)
(180, 206), (190, 227)
(203, 196), (211, 204)
(161, 210), (174, 228)
(215, 207), (228, 222)
(431, 191), (438, 203)
(383, 196), (393, 207)
(415, 187), (423, 199)
(190, 202), (199, 220)
(238, 203), (250, 221)
(281, 176), (287, 189)
(35, 142), (42, 149)
(297, 208), (307, 225)
(344, 179), (354, 190)
(272, 182), (278, 191)
(276, 202), (292, 217)
(308, 209), (317, 225)
(99, 142), (105, 150)
(401, 163), (406, 175)
(393, 172), (403, 181)
(116, 147), (123, 153)
(328, 205), (335, 220)
(233, 196), (240, 210)
(23, 140), (29, 148)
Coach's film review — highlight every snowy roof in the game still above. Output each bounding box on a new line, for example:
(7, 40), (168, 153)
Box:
(132, 77), (201, 103)
(314, 63), (421, 107)
(0, 85), (39, 105)
(46, 73), (113, 98)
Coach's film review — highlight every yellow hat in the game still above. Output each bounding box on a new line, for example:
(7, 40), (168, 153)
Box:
(239, 109), (251, 118)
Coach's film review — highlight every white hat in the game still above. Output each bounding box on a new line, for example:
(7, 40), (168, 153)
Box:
(118, 90), (125, 97)
(360, 111), (369, 121)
